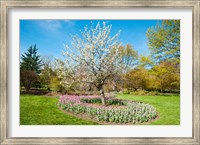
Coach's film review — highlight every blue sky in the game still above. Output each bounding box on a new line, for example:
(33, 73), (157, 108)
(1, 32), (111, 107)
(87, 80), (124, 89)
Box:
(20, 20), (160, 58)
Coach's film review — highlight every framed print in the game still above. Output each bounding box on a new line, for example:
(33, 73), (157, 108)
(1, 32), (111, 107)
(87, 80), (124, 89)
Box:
(0, 0), (199, 145)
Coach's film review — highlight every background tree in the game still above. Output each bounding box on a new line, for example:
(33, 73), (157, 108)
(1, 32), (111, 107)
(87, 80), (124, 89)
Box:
(20, 45), (42, 91)
(39, 56), (54, 90)
(139, 55), (153, 68)
(151, 60), (180, 92)
(145, 20), (180, 92)
(146, 20), (180, 63)
(55, 59), (77, 93)
(119, 44), (138, 72)
(123, 67), (149, 91)
(20, 70), (38, 91)
(57, 22), (122, 105)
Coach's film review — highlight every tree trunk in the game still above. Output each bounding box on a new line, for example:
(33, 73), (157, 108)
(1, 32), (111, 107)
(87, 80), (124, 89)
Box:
(25, 82), (31, 92)
(100, 87), (106, 106)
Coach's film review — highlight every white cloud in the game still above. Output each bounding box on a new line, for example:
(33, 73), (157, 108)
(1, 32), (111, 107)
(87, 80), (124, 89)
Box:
(37, 20), (73, 32)
(63, 20), (75, 26)
(37, 20), (61, 32)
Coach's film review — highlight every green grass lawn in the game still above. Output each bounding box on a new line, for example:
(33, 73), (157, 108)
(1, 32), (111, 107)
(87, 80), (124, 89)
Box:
(117, 94), (180, 125)
(20, 95), (98, 125)
(20, 94), (180, 125)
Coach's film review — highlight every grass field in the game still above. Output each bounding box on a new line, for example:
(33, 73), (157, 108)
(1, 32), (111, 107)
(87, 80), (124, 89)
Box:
(20, 95), (98, 125)
(117, 94), (180, 125)
(20, 94), (180, 125)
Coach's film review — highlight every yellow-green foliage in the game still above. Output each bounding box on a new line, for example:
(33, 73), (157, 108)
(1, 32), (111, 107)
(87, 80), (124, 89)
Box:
(146, 20), (180, 62)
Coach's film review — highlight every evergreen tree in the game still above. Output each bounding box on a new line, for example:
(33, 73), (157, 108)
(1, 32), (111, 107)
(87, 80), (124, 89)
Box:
(20, 44), (42, 73)
(20, 44), (42, 91)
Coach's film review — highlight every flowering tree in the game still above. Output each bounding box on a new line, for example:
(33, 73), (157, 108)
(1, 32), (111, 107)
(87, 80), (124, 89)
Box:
(58, 22), (122, 105)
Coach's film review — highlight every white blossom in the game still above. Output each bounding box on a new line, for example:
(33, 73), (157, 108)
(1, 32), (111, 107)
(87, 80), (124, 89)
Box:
(56, 22), (123, 104)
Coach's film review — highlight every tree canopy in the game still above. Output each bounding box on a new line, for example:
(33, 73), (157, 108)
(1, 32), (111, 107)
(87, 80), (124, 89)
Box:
(57, 22), (123, 105)
(119, 44), (138, 72)
(146, 20), (180, 63)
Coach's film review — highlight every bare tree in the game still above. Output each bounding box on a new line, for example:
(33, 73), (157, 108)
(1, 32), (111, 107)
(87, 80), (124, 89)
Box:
(57, 22), (122, 105)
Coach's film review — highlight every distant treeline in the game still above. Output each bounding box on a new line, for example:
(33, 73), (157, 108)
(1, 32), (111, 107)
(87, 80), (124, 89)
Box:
(20, 20), (180, 95)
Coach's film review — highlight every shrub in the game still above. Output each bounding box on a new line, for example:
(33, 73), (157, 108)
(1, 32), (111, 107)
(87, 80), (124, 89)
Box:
(147, 91), (159, 96)
(81, 98), (127, 106)
(81, 98), (102, 104)
(122, 89), (130, 94)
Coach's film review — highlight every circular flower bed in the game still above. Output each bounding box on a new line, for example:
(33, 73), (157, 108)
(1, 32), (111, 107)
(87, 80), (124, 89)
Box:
(58, 95), (157, 124)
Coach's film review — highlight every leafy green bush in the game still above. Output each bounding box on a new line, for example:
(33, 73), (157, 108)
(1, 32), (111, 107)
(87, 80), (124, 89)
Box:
(147, 91), (159, 96)
(81, 98), (102, 104)
(81, 98), (127, 106)
(122, 89), (130, 94)
(106, 98), (127, 106)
